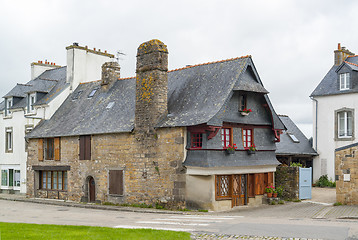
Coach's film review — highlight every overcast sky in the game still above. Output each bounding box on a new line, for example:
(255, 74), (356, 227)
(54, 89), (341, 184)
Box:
(1, 0), (357, 138)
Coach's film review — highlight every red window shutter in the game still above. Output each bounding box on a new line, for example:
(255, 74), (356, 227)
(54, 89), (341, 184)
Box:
(79, 136), (85, 160)
(85, 135), (91, 160)
(109, 170), (123, 195)
(54, 137), (61, 161)
(38, 139), (44, 161)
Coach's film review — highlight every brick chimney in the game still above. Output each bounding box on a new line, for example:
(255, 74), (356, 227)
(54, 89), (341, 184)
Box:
(101, 62), (120, 90)
(334, 43), (355, 66)
(135, 39), (168, 133)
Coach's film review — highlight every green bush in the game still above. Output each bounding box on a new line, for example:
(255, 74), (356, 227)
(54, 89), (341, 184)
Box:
(315, 175), (336, 188)
(276, 186), (284, 198)
(290, 162), (303, 167)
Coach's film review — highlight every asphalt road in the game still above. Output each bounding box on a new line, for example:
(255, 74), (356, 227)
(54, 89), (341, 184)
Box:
(0, 199), (358, 239)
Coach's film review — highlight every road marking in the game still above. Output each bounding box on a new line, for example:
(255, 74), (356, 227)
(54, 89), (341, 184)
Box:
(113, 225), (194, 232)
(136, 221), (209, 226)
(168, 216), (241, 220)
(155, 218), (223, 222)
(314, 207), (333, 219)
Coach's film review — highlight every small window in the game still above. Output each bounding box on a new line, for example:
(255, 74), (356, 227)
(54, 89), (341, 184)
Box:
(25, 125), (34, 134)
(44, 138), (54, 160)
(14, 170), (20, 187)
(106, 102), (115, 109)
(5, 127), (13, 153)
(221, 128), (231, 148)
(338, 111), (353, 138)
(72, 90), (83, 100)
(5, 98), (13, 116)
(88, 89), (98, 98)
(79, 135), (91, 160)
(339, 73), (350, 90)
(216, 175), (231, 199)
(242, 128), (253, 149)
(109, 170), (124, 195)
(239, 94), (247, 111)
(191, 133), (203, 149)
(288, 133), (299, 143)
(27, 93), (36, 113)
(1, 170), (8, 186)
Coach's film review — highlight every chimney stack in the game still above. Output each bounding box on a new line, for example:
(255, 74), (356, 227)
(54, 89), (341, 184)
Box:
(101, 62), (120, 89)
(334, 43), (354, 66)
(135, 39), (168, 133)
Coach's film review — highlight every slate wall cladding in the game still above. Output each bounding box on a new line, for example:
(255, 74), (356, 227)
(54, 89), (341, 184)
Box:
(275, 166), (299, 200)
(27, 128), (186, 207)
(335, 145), (358, 205)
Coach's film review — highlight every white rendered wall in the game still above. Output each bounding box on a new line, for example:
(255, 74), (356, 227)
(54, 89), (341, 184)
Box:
(31, 64), (59, 80)
(312, 93), (358, 181)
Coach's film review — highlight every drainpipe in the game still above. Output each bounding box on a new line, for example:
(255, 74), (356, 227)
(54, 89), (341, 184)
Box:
(310, 96), (318, 150)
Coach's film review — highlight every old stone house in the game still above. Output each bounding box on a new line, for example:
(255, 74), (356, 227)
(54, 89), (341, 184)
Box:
(27, 39), (285, 211)
(0, 44), (114, 194)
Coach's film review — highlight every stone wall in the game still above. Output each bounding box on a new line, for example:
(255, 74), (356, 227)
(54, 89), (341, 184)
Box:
(27, 127), (186, 208)
(335, 144), (358, 205)
(275, 166), (299, 199)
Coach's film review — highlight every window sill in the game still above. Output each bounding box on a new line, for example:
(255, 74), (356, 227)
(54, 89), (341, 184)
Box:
(3, 115), (12, 119)
(108, 194), (124, 197)
(335, 136), (355, 141)
(24, 112), (37, 116)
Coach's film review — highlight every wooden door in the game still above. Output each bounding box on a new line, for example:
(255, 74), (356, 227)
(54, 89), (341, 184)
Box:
(232, 174), (247, 207)
(89, 177), (95, 202)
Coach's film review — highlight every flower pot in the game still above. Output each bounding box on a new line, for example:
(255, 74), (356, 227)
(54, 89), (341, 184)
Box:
(267, 192), (273, 198)
(240, 112), (249, 116)
(273, 193), (278, 198)
(225, 149), (235, 154)
(247, 150), (255, 155)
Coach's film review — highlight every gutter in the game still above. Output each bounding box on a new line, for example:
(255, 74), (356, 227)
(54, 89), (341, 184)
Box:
(310, 96), (318, 150)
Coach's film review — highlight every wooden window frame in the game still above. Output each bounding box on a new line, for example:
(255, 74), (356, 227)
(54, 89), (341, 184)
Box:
(5, 127), (13, 153)
(108, 170), (124, 195)
(79, 135), (91, 160)
(221, 128), (232, 148)
(39, 170), (68, 191)
(242, 128), (254, 149)
(215, 175), (232, 200)
(45, 138), (54, 160)
(190, 132), (203, 149)
(239, 94), (247, 111)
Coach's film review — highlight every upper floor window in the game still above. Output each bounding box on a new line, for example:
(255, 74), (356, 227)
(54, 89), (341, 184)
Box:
(27, 93), (36, 113)
(221, 128), (232, 148)
(239, 94), (247, 111)
(191, 133), (203, 149)
(5, 98), (13, 116)
(339, 73), (350, 90)
(79, 135), (91, 160)
(38, 138), (60, 161)
(242, 128), (253, 149)
(5, 127), (13, 153)
(338, 111), (353, 138)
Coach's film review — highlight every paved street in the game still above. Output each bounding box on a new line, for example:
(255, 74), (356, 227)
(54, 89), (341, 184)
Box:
(0, 198), (358, 240)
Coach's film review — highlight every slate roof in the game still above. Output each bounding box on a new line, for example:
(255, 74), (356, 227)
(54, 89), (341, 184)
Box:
(28, 56), (284, 138)
(275, 115), (317, 156)
(1, 67), (68, 111)
(311, 55), (358, 97)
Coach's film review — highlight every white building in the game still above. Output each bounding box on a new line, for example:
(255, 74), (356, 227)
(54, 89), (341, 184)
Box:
(0, 44), (114, 194)
(311, 43), (357, 182)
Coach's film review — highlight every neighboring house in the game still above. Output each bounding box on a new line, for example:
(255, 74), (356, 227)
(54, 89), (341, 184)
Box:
(0, 44), (114, 194)
(26, 39), (285, 211)
(311, 43), (358, 181)
(276, 115), (317, 168)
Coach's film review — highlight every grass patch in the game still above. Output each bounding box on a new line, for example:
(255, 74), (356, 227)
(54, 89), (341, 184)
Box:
(198, 209), (208, 212)
(292, 199), (301, 202)
(334, 202), (343, 206)
(0, 222), (191, 240)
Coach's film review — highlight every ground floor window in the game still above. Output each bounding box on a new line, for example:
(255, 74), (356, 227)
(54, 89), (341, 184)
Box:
(1, 169), (20, 187)
(108, 170), (124, 195)
(40, 171), (67, 190)
(216, 174), (248, 207)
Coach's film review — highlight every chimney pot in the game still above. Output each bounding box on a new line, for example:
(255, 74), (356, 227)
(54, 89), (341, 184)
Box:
(338, 43), (341, 50)
(73, 42), (79, 46)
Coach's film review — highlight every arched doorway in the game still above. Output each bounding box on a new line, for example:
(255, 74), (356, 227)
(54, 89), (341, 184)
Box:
(88, 176), (95, 202)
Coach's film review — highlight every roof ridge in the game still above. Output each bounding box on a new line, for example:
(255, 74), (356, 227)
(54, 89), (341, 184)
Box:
(344, 61), (358, 67)
(347, 55), (358, 58)
(79, 80), (102, 85)
(168, 55), (251, 73)
(17, 83), (32, 87)
(118, 76), (135, 80)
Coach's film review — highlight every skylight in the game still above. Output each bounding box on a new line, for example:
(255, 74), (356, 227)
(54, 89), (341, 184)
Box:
(288, 133), (299, 143)
(88, 89), (98, 98)
(106, 102), (115, 109)
(72, 90), (83, 100)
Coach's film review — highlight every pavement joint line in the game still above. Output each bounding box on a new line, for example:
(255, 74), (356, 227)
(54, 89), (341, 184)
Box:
(136, 221), (209, 226)
(156, 218), (223, 222)
(313, 206), (333, 219)
(113, 225), (195, 232)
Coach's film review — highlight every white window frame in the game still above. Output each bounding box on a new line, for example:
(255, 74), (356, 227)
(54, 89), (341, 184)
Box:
(338, 111), (353, 138)
(5, 97), (13, 116)
(339, 73), (350, 90)
(27, 93), (36, 113)
(5, 127), (13, 152)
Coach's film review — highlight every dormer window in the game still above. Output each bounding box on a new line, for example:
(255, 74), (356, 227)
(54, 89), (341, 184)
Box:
(27, 93), (36, 113)
(339, 73), (350, 90)
(239, 94), (247, 111)
(5, 97), (13, 116)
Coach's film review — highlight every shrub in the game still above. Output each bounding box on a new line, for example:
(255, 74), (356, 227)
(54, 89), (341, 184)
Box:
(290, 162), (303, 167)
(315, 175), (336, 188)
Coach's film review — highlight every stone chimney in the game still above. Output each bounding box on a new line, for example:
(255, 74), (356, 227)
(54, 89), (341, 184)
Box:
(66, 43), (114, 91)
(101, 62), (120, 90)
(135, 39), (168, 133)
(334, 43), (355, 66)
(31, 61), (61, 80)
